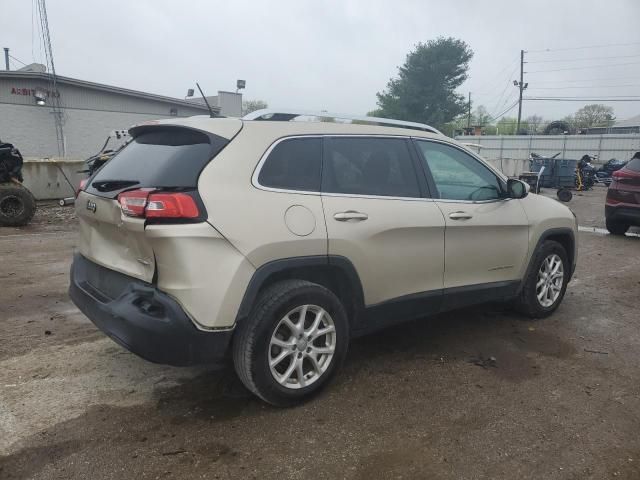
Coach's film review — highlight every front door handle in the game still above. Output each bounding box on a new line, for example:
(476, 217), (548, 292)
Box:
(334, 211), (369, 222)
(449, 211), (473, 220)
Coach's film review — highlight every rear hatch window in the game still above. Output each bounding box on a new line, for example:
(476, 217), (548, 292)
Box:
(626, 158), (640, 172)
(85, 127), (228, 198)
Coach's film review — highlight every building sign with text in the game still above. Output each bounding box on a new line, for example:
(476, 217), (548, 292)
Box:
(10, 87), (60, 98)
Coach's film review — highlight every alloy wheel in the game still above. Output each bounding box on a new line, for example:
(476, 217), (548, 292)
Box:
(268, 304), (336, 390)
(536, 253), (564, 308)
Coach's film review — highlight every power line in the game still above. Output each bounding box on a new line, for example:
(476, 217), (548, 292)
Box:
(472, 60), (519, 95)
(528, 84), (640, 90)
(528, 95), (640, 98)
(525, 97), (640, 102)
(526, 42), (640, 53)
(531, 75), (640, 84)
(489, 89), (518, 119)
(8, 54), (28, 66)
(527, 61), (640, 73)
(489, 80), (517, 116)
(488, 99), (520, 122)
(526, 53), (640, 64)
(474, 62), (517, 108)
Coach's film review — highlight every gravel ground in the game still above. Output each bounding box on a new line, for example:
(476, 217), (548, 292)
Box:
(1, 191), (639, 480)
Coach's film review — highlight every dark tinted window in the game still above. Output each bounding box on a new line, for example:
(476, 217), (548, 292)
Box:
(415, 140), (502, 201)
(626, 158), (640, 172)
(86, 128), (226, 198)
(258, 137), (322, 191)
(323, 137), (420, 197)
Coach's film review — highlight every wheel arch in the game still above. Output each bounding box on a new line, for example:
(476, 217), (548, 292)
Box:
(521, 227), (576, 291)
(235, 255), (365, 328)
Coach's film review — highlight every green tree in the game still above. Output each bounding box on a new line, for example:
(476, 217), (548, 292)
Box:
(561, 115), (577, 133)
(496, 117), (518, 135)
(441, 106), (495, 136)
(483, 124), (498, 135)
(440, 116), (467, 137)
(525, 115), (544, 134)
(242, 99), (268, 115)
(472, 105), (492, 126)
(375, 37), (473, 127)
(573, 104), (615, 128)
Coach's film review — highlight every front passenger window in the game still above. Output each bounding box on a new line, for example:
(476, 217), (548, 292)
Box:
(415, 140), (502, 201)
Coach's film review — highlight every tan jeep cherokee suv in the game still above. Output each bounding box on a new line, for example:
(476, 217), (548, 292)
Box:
(69, 110), (577, 406)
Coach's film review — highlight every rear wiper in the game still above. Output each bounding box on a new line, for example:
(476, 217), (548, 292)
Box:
(91, 180), (140, 192)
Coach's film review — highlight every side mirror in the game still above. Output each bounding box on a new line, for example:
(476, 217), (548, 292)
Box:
(507, 178), (528, 199)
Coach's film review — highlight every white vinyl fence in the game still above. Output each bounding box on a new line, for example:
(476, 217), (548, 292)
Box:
(456, 134), (640, 176)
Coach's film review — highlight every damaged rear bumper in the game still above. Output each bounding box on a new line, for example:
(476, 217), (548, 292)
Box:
(68, 253), (232, 366)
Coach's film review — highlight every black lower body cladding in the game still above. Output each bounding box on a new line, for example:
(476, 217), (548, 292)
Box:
(69, 253), (232, 366)
(605, 205), (640, 226)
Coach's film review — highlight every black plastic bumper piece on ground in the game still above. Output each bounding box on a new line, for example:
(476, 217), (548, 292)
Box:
(605, 205), (640, 226)
(69, 253), (232, 366)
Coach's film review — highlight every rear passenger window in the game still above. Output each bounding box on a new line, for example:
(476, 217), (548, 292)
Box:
(323, 137), (420, 197)
(258, 137), (322, 191)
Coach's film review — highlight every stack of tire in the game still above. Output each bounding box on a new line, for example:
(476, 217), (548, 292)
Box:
(0, 142), (36, 227)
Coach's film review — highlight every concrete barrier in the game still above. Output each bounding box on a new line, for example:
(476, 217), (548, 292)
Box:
(21, 158), (85, 200)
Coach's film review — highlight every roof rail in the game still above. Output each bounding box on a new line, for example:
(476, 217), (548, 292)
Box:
(242, 109), (443, 135)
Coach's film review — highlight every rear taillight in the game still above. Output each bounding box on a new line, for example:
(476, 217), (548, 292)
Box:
(117, 189), (200, 220)
(612, 169), (636, 180)
(118, 189), (151, 217)
(146, 193), (199, 218)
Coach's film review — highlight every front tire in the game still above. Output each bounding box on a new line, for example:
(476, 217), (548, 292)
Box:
(516, 240), (569, 319)
(232, 280), (349, 407)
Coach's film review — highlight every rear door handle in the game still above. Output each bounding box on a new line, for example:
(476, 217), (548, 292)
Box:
(334, 211), (369, 222)
(448, 211), (473, 220)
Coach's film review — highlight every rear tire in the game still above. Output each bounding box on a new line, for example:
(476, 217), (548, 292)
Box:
(606, 219), (629, 236)
(0, 182), (36, 227)
(515, 240), (569, 319)
(232, 280), (349, 407)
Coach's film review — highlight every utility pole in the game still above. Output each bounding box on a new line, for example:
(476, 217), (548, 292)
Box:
(467, 92), (471, 129)
(36, 0), (66, 157)
(515, 49), (528, 134)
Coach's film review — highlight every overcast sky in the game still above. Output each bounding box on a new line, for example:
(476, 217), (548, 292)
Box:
(4, 0), (640, 122)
